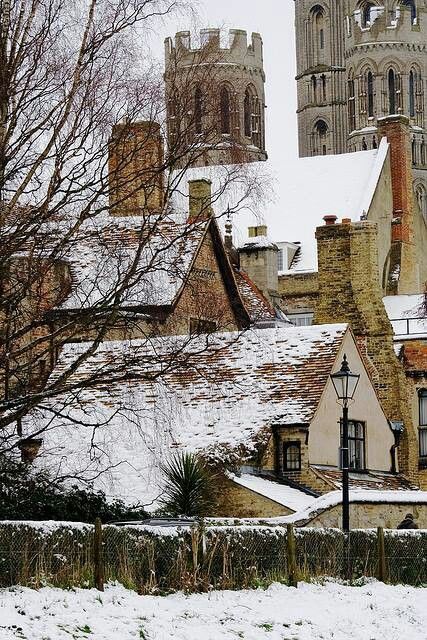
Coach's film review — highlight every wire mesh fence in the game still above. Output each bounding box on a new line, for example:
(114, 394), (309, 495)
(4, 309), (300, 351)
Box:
(0, 521), (426, 592)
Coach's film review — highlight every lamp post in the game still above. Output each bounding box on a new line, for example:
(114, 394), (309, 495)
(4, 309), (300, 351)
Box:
(330, 354), (360, 532)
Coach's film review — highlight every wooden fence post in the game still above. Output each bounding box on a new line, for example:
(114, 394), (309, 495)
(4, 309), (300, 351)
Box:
(377, 526), (387, 583)
(94, 518), (104, 592)
(287, 524), (298, 587)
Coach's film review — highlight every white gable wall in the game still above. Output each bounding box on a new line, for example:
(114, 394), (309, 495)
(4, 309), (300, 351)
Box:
(308, 330), (395, 472)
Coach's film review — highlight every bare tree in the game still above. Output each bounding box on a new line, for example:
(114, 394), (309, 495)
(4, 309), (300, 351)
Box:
(0, 2), (269, 461)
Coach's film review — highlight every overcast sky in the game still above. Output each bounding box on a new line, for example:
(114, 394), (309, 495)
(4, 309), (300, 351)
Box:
(152, 0), (298, 166)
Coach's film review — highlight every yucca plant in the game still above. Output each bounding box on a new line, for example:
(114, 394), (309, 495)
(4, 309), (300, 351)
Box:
(159, 453), (216, 517)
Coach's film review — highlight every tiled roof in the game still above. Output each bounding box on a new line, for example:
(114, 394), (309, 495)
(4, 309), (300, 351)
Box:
(311, 466), (418, 492)
(232, 268), (277, 324)
(28, 324), (348, 507)
(59, 214), (207, 310)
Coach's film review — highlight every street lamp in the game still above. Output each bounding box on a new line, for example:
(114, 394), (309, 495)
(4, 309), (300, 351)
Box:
(330, 354), (360, 532)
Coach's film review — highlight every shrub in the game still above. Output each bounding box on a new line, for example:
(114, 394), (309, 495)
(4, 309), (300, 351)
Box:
(159, 452), (216, 517)
(0, 456), (147, 523)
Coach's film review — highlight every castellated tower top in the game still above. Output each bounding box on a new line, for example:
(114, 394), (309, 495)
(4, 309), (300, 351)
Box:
(164, 29), (264, 73)
(164, 28), (267, 168)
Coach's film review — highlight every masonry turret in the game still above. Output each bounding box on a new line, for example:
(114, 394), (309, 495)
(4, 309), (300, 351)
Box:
(164, 29), (267, 168)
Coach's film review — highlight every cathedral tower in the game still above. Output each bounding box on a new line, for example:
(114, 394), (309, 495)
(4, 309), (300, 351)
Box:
(164, 29), (267, 168)
(295, 0), (427, 217)
(344, 0), (427, 217)
(294, 1), (348, 156)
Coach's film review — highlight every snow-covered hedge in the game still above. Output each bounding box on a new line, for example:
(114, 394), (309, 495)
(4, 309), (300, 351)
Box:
(1, 521), (426, 591)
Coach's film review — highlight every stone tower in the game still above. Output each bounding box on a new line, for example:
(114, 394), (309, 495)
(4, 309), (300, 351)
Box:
(164, 29), (267, 168)
(294, 1), (427, 217)
(294, 1), (348, 157)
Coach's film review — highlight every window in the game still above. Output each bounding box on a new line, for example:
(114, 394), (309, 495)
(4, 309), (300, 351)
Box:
(319, 28), (324, 49)
(409, 70), (415, 117)
(348, 74), (356, 131)
(244, 89), (251, 138)
(362, 2), (375, 27)
(189, 318), (217, 335)
(194, 86), (203, 134)
(388, 69), (397, 115)
(367, 71), (374, 117)
(287, 313), (314, 327)
(244, 86), (262, 149)
(321, 74), (327, 102)
(401, 0), (417, 23)
(220, 86), (231, 134)
(420, 390), (427, 425)
(419, 390), (427, 457)
(283, 441), (301, 471)
(311, 75), (317, 104)
(341, 420), (366, 471)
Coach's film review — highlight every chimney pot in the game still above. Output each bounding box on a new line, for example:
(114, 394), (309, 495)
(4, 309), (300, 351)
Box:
(323, 215), (338, 226)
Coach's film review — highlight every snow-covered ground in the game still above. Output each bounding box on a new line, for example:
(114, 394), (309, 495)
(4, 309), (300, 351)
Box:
(1, 581), (426, 639)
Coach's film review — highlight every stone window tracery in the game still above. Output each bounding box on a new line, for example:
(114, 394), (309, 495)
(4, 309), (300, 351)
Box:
(220, 86), (231, 135)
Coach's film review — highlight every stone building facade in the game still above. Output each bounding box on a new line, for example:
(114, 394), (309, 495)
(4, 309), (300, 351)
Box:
(164, 29), (267, 167)
(295, 0), (427, 217)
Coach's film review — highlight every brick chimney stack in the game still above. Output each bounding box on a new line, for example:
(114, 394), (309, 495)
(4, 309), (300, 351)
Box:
(188, 179), (212, 221)
(377, 115), (418, 294)
(108, 121), (164, 217)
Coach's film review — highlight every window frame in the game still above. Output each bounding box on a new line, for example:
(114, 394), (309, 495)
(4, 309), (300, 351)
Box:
(189, 317), (217, 335)
(283, 441), (301, 472)
(340, 419), (366, 472)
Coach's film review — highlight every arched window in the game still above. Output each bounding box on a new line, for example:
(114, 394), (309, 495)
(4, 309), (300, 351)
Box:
(244, 89), (251, 138)
(313, 119), (329, 155)
(401, 0), (417, 23)
(311, 75), (317, 103)
(244, 86), (262, 149)
(220, 86), (231, 134)
(415, 183), (427, 222)
(362, 137), (368, 150)
(348, 73), (356, 131)
(362, 2), (375, 27)
(367, 71), (374, 117)
(412, 136), (417, 164)
(421, 138), (426, 165)
(310, 5), (326, 64)
(372, 135), (378, 149)
(388, 69), (397, 114)
(409, 70), (416, 117)
(321, 74), (327, 102)
(194, 86), (203, 134)
(283, 441), (301, 471)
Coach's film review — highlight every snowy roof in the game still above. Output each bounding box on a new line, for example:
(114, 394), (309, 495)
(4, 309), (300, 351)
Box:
(59, 214), (207, 310)
(28, 324), (348, 507)
(383, 295), (427, 339)
(230, 473), (316, 512)
(172, 140), (389, 273)
(275, 489), (427, 526)
(232, 268), (277, 324)
(311, 466), (417, 492)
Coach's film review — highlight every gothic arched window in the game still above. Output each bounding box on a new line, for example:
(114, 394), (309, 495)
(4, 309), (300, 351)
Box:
(348, 73), (356, 131)
(421, 138), (426, 165)
(220, 86), (231, 134)
(415, 183), (427, 222)
(409, 70), (416, 117)
(309, 5), (326, 65)
(367, 71), (374, 117)
(362, 2), (376, 27)
(244, 86), (262, 148)
(388, 69), (397, 114)
(311, 75), (317, 103)
(401, 0), (417, 23)
(194, 85), (203, 134)
(321, 74), (327, 102)
(313, 119), (329, 155)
